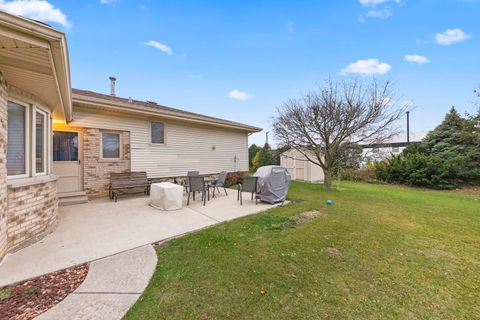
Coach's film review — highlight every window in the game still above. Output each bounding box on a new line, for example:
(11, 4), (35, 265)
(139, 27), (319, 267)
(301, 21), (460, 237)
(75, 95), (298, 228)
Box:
(35, 111), (47, 174)
(151, 122), (165, 144)
(7, 101), (27, 176)
(392, 146), (400, 153)
(372, 147), (379, 154)
(6, 99), (52, 179)
(102, 132), (121, 159)
(53, 131), (78, 161)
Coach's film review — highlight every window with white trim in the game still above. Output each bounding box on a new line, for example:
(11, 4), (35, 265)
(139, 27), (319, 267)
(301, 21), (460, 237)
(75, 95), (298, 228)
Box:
(35, 110), (47, 174)
(7, 99), (51, 179)
(151, 122), (165, 144)
(7, 101), (27, 176)
(101, 132), (121, 159)
(392, 146), (400, 153)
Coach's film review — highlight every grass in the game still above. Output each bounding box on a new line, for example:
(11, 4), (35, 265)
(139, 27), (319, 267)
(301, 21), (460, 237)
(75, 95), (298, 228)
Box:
(24, 286), (38, 296)
(124, 181), (480, 319)
(0, 287), (11, 301)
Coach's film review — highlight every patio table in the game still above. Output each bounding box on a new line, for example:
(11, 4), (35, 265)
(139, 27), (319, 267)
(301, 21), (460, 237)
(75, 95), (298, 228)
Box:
(149, 182), (183, 210)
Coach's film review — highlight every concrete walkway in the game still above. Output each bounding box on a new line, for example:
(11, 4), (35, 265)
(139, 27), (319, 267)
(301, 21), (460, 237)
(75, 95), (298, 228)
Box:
(36, 245), (157, 320)
(0, 192), (281, 286)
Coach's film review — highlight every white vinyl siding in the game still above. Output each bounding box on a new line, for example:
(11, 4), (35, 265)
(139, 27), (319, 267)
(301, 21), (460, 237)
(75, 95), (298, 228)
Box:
(71, 107), (249, 177)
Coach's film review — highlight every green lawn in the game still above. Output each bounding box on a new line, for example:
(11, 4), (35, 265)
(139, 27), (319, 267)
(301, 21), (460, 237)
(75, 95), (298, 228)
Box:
(124, 181), (480, 320)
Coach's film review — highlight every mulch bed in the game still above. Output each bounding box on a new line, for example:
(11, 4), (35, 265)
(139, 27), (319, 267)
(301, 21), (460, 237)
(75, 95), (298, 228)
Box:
(0, 263), (89, 320)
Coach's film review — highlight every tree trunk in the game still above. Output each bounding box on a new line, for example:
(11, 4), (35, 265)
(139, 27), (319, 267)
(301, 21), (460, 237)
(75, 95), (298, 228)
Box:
(324, 169), (333, 189)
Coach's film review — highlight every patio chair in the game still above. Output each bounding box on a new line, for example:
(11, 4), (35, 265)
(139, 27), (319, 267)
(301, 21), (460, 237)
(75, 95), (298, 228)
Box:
(211, 171), (228, 197)
(184, 171), (199, 193)
(187, 176), (208, 206)
(237, 176), (259, 205)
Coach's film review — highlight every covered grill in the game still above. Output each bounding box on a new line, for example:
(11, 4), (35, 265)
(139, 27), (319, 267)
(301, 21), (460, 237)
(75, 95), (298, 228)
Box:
(253, 165), (291, 204)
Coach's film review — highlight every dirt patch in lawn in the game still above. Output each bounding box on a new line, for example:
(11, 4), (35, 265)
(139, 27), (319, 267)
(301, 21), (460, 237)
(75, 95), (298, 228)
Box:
(323, 246), (342, 258)
(0, 263), (89, 320)
(292, 210), (325, 223)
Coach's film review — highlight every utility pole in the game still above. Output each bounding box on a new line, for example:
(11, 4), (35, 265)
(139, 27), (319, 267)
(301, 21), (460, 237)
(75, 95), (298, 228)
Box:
(406, 111), (410, 145)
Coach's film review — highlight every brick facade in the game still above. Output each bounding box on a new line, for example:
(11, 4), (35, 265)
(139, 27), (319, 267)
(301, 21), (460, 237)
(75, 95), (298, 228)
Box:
(83, 128), (131, 198)
(0, 74), (60, 260)
(0, 72), (8, 260)
(6, 178), (58, 252)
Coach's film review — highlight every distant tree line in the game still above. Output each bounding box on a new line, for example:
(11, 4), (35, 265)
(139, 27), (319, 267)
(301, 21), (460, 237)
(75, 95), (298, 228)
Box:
(248, 143), (288, 172)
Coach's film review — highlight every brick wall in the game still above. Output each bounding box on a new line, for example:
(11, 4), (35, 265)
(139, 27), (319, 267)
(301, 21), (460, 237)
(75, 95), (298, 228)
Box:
(83, 128), (131, 198)
(6, 179), (58, 252)
(0, 72), (8, 260)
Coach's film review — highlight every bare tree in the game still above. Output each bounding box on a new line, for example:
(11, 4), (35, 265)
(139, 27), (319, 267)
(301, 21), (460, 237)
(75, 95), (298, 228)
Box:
(273, 78), (405, 189)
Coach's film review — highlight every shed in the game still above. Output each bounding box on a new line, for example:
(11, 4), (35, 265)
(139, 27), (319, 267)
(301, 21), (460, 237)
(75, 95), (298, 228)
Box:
(280, 149), (324, 183)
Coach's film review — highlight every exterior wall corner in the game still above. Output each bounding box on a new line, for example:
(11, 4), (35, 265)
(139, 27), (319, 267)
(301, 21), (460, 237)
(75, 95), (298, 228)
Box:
(0, 72), (8, 260)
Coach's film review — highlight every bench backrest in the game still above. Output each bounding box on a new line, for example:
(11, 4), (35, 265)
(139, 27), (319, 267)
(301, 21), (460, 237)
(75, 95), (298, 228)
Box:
(110, 171), (148, 188)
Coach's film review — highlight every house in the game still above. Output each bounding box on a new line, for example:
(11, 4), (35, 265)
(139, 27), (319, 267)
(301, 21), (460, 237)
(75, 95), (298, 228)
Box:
(361, 131), (428, 164)
(280, 149), (324, 183)
(0, 11), (261, 261)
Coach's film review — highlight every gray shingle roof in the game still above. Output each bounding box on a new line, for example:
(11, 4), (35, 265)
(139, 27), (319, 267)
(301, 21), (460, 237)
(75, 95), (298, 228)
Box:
(72, 88), (262, 132)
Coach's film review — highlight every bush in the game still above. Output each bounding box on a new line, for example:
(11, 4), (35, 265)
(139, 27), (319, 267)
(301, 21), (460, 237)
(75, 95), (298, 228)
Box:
(374, 153), (466, 189)
(340, 167), (377, 182)
(225, 171), (248, 187)
(373, 107), (480, 189)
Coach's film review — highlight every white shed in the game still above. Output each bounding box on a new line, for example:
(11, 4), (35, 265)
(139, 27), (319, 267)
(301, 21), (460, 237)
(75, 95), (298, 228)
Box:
(280, 149), (324, 183)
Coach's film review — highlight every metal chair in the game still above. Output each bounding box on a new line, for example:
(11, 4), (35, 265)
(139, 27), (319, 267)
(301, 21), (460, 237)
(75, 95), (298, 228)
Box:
(238, 176), (258, 205)
(184, 171), (199, 193)
(212, 171), (228, 197)
(187, 176), (207, 206)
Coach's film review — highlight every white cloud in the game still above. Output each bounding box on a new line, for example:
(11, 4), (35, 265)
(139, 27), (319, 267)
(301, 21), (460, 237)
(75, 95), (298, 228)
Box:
(359, 0), (400, 6)
(143, 40), (173, 55)
(285, 21), (295, 34)
(365, 7), (392, 19)
(100, 0), (115, 3)
(341, 59), (392, 76)
(359, 0), (389, 6)
(228, 89), (252, 101)
(405, 54), (430, 64)
(435, 28), (471, 46)
(358, 0), (401, 21)
(0, 0), (70, 27)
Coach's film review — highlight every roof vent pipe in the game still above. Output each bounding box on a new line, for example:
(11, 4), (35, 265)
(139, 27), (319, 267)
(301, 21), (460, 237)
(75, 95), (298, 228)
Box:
(109, 76), (116, 96)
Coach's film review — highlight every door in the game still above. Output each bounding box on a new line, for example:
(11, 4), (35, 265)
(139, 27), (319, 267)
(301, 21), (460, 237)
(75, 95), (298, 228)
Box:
(295, 157), (305, 180)
(282, 156), (295, 179)
(53, 131), (82, 193)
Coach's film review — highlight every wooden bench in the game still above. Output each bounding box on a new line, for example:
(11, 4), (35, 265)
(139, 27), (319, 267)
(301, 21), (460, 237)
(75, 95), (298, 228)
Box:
(109, 171), (150, 202)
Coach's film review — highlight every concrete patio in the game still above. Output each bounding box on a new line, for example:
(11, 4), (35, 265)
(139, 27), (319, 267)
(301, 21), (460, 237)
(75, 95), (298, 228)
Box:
(0, 191), (283, 287)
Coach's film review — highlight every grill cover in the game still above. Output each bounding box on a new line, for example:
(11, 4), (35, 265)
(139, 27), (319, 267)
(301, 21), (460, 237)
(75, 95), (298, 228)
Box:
(254, 165), (291, 204)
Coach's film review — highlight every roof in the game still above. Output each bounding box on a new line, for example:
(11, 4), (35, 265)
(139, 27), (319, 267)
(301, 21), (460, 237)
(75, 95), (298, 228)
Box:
(72, 89), (262, 133)
(0, 10), (72, 121)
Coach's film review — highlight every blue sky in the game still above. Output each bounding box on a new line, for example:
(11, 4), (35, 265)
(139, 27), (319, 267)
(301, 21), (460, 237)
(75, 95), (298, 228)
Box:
(1, 0), (479, 145)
